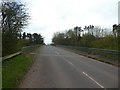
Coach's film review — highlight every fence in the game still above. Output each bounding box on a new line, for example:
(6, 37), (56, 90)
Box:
(58, 45), (119, 66)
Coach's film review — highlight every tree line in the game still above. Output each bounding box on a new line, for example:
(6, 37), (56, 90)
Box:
(1, 1), (44, 56)
(52, 24), (120, 50)
(20, 32), (44, 46)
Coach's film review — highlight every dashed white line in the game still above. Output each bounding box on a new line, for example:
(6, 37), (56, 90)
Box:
(30, 53), (36, 55)
(61, 56), (105, 88)
(55, 51), (60, 55)
(67, 61), (74, 66)
(82, 72), (104, 88)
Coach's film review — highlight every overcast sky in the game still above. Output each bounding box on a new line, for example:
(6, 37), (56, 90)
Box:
(21, 0), (119, 44)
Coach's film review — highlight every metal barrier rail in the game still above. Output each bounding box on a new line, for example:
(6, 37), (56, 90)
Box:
(2, 45), (41, 61)
(2, 52), (22, 61)
(58, 45), (119, 66)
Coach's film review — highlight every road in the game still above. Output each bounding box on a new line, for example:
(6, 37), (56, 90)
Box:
(19, 45), (118, 88)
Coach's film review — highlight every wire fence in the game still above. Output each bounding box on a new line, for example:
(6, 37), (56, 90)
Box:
(58, 45), (119, 66)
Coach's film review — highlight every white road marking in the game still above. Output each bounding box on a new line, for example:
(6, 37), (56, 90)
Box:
(55, 51), (60, 55)
(82, 72), (104, 88)
(30, 53), (36, 55)
(67, 61), (74, 66)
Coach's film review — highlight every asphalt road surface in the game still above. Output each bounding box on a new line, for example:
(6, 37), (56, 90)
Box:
(19, 45), (118, 88)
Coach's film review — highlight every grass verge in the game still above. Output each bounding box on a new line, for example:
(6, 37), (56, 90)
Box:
(2, 54), (33, 88)
(58, 46), (119, 67)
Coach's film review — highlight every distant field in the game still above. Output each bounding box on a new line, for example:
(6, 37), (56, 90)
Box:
(2, 54), (33, 88)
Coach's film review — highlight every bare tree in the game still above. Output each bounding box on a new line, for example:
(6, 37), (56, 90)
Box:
(1, 1), (29, 56)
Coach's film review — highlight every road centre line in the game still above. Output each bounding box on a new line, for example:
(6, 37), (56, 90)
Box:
(82, 72), (104, 88)
(69, 63), (104, 88)
(67, 61), (74, 66)
(62, 57), (105, 88)
(30, 53), (36, 55)
(55, 51), (60, 55)
(66, 60), (105, 88)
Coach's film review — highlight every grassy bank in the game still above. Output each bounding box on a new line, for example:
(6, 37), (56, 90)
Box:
(59, 46), (119, 67)
(2, 54), (33, 88)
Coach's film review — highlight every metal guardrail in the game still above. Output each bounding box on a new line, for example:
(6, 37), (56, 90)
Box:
(2, 52), (22, 61)
(2, 45), (41, 61)
(58, 45), (119, 66)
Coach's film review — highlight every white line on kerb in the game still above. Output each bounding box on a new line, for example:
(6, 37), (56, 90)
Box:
(82, 72), (104, 88)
